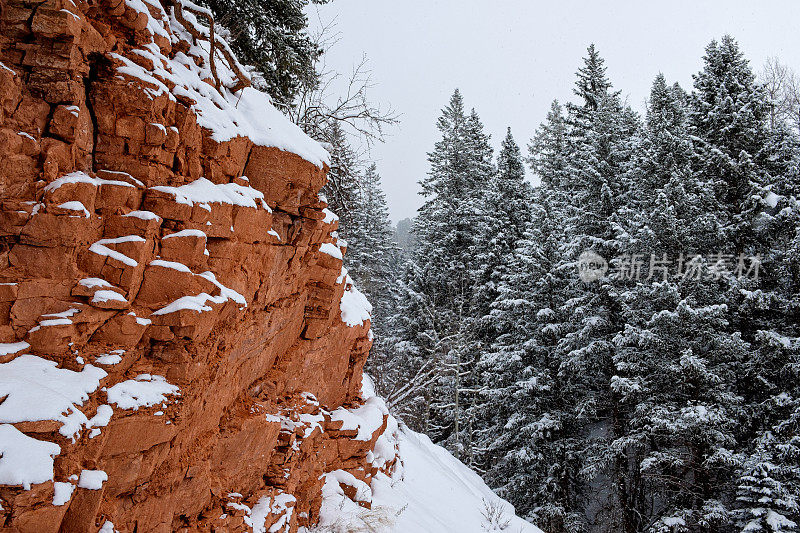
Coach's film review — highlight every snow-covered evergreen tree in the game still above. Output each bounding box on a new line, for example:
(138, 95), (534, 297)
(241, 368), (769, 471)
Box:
(572, 43), (614, 113)
(342, 163), (397, 293)
(472, 127), (533, 316)
(686, 37), (800, 531)
(480, 195), (586, 532)
(735, 398), (800, 533)
(689, 35), (772, 255)
(470, 127), (533, 469)
(481, 46), (644, 532)
(609, 70), (754, 532)
(347, 164), (407, 408)
(398, 89), (495, 462)
(320, 121), (361, 236)
(200, 0), (322, 108)
(475, 101), (583, 531)
(550, 46), (642, 533)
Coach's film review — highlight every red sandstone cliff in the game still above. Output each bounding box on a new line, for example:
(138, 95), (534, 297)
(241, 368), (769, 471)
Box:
(0, 0), (393, 530)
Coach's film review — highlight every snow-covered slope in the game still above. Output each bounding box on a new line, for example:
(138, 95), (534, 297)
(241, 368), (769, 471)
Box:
(308, 378), (543, 533)
(373, 427), (542, 533)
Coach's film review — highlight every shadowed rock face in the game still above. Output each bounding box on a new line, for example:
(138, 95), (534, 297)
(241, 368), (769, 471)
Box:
(0, 0), (392, 530)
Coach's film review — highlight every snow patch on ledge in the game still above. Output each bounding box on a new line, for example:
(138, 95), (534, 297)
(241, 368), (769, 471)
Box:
(44, 171), (137, 193)
(0, 61), (16, 75)
(79, 277), (113, 289)
(57, 201), (91, 218)
(53, 480), (75, 505)
(322, 208), (338, 224)
(319, 242), (342, 260)
(152, 293), (216, 315)
(163, 228), (207, 240)
(150, 269), (246, 316)
(89, 241), (139, 267)
(92, 290), (128, 305)
(227, 492), (297, 533)
(329, 397), (387, 441)
(105, 374), (180, 410)
(0, 354), (107, 439)
(339, 274), (372, 327)
(123, 210), (160, 221)
(0, 424), (61, 490)
(150, 259), (192, 273)
(0, 341), (29, 356)
(198, 271), (247, 306)
(77, 469), (108, 490)
(95, 349), (125, 366)
(151, 177), (271, 211)
(99, 520), (118, 533)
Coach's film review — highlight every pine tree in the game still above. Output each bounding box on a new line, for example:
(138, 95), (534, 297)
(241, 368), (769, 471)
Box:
(410, 88), (473, 450)
(736, 233), (800, 532)
(399, 89), (495, 462)
(320, 121), (361, 238)
(554, 50), (641, 532)
(609, 73), (750, 532)
(470, 127), (533, 470)
(346, 164), (406, 402)
(482, 46), (644, 532)
(472, 128), (532, 315)
(689, 35), (772, 255)
(735, 393), (800, 533)
(479, 193), (586, 532)
(477, 103), (575, 526)
(199, 0), (326, 109)
(688, 37), (800, 531)
(529, 100), (570, 191)
(342, 163), (396, 290)
(572, 44), (613, 112)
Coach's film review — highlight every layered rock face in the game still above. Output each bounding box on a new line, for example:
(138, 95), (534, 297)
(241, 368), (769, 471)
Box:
(0, 0), (391, 531)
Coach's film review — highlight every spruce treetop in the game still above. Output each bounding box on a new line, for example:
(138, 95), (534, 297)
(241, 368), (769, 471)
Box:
(438, 88), (466, 132)
(648, 74), (682, 131)
(574, 43), (613, 111)
(498, 128), (525, 182)
(528, 100), (569, 190)
(691, 35), (770, 156)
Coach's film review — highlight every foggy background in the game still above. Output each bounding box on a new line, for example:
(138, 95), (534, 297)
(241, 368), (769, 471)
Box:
(309, 1), (800, 223)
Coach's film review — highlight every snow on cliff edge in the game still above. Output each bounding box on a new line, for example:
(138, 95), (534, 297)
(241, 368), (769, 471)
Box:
(308, 377), (542, 533)
(112, 0), (330, 168)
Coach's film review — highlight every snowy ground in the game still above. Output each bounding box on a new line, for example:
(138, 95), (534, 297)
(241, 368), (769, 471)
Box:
(372, 427), (542, 533)
(306, 378), (542, 533)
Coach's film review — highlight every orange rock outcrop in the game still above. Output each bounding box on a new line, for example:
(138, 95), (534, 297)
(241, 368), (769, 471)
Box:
(0, 0), (391, 530)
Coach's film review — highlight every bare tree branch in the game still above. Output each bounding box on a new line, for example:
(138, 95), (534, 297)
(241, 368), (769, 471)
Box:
(290, 11), (400, 149)
(760, 57), (800, 133)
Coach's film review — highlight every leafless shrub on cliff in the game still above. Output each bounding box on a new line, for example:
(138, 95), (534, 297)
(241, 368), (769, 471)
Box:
(287, 12), (399, 150)
(480, 498), (512, 531)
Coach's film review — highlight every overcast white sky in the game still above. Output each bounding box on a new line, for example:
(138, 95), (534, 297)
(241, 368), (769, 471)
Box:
(308, 1), (800, 224)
